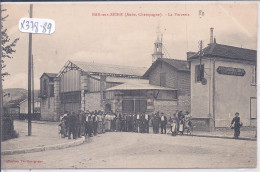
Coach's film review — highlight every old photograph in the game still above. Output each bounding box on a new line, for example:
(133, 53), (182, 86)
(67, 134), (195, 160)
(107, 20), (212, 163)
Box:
(0, 1), (258, 169)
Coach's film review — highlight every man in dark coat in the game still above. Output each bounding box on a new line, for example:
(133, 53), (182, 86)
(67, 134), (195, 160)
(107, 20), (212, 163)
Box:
(68, 112), (77, 139)
(160, 112), (167, 134)
(155, 112), (160, 133)
(76, 110), (82, 138)
(231, 112), (242, 139)
(93, 113), (98, 136)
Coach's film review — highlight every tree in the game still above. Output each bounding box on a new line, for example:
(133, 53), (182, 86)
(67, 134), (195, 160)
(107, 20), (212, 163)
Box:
(0, 7), (19, 141)
(1, 8), (19, 80)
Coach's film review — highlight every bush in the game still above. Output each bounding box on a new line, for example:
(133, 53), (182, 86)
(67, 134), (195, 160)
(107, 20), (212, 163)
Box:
(2, 115), (19, 141)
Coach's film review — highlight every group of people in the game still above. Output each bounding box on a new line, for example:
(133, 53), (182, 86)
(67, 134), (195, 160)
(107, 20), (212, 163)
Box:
(58, 109), (245, 140)
(58, 109), (193, 139)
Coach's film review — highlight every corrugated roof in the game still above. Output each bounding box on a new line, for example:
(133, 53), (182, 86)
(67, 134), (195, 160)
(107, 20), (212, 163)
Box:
(106, 82), (176, 91)
(105, 76), (149, 84)
(189, 43), (257, 61)
(143, 58), (189, 78)
(71, 60), (147, 76)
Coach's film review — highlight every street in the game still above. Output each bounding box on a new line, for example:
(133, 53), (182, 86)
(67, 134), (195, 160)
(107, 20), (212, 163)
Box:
(2, 132), (256, 169)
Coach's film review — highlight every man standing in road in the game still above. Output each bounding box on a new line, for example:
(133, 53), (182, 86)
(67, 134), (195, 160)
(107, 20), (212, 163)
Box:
(145, 112), (150, 133)
(160, 112), (167, 134)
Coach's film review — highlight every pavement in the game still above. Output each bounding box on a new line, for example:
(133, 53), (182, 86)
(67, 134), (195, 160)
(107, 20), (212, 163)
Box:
(191, 127), (257, 141)
(1, 120), (257, 156)
(1, 120), (86, 155)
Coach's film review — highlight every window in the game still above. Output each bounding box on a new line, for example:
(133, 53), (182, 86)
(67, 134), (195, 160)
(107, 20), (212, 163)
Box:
(49, 84), (54, 97)
(42, 79), (48, 96)
(195, 64), (204, 82)
(160, 72), (166, 87)
(250, 97), (257, 119)
(103, 91), (106, 100)
(251, 65), (256, 85)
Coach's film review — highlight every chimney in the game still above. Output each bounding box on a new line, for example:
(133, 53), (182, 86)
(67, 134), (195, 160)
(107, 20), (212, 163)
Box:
(187, 51), (196, 59)
(210, 28), (214, 44)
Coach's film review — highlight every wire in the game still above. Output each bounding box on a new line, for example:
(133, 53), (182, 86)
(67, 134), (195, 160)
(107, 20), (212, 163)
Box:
(162, 45), (172, 59)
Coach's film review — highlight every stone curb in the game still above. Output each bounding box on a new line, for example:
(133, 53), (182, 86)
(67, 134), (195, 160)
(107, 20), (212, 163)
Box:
(1, 137), (86, 156)
(188, 134), (257, 141)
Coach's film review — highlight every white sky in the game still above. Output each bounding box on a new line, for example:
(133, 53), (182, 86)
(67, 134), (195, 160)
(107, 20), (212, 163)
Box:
(1, 2), (258, 90)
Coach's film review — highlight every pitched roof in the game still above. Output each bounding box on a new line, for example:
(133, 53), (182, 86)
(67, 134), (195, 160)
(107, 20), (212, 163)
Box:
(71, 60), (147, 77)
(106, 82), (176, 91)
(189, 43), (257, 62)
(4, 98), (26, 108)
(143, 58), (190, 78)
(105, 76), (149, 84)
(40, 73), (57, 79)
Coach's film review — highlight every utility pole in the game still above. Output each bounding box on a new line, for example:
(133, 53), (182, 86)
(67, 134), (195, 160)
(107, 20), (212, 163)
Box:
(28, 4), (33, 136)
(0, 2), (3, 142)
(199, 40), (203, 81)
(32, 54), (34, 116)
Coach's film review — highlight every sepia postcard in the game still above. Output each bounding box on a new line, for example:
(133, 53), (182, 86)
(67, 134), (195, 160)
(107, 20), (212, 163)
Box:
(0, 1), (258, 169)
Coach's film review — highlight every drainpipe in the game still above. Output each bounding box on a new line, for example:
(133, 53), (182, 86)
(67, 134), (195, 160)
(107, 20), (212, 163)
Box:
(212, 58), (216, 131)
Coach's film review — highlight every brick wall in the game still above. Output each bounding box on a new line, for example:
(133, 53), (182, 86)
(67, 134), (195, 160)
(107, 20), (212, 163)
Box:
(154, 100), (178, 118)
(149, 61), (179, 88)
(149, 60), (191, 113)
(53, 78), (60, 121)
(178, 95), (191, 112)
(85, 92), (102, 111)
(177, 71), (190, 96)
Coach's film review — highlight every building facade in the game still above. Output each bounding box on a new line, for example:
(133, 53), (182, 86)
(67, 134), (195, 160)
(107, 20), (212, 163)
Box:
(189, 43), (257, 131)
(142, 58), (191, 116)
(39, 73), (57, 121)
(40, 60), (148, 121)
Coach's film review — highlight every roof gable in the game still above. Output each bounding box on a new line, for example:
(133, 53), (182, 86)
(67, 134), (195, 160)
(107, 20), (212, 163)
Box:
(40, 73), (57, 79)
(60, 60), (147, 77)
(189, 43), (257, 62)
(143, 58), (190, 78)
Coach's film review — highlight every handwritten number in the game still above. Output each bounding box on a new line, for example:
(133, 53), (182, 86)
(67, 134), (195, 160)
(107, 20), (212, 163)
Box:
(25, 21), (29, 30)
(34, 22), (39, 33)
(42, 22), (47, 33)
(47, 23), (52, 34)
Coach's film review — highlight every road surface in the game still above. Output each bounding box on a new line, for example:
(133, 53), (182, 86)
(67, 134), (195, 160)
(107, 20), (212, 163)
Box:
(2, 132), (257, 169)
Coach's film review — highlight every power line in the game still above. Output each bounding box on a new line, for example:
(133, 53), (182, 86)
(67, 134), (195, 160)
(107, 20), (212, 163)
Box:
(162, 44), (172, 59)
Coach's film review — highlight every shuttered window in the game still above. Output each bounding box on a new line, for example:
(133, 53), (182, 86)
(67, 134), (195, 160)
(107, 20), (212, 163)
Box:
(195, 65), (204, 82)
(160, 72), (166, 87)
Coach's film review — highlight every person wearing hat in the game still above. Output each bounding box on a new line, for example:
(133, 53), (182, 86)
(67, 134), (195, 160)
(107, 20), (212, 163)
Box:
(154, 112), (160, 134)
(230, 112), (243, 139)
(160, 112), (167, 134)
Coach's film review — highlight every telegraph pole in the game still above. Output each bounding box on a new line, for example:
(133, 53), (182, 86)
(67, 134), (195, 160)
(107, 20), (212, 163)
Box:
(28, 4), (33, 136)
(0, 2), (3, 142)
(199, 40), (203, 81)
(32, 54), (34, 115)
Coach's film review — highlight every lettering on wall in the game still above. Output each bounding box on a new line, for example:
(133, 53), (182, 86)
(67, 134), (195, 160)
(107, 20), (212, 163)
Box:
(217, 66), (246, 76)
